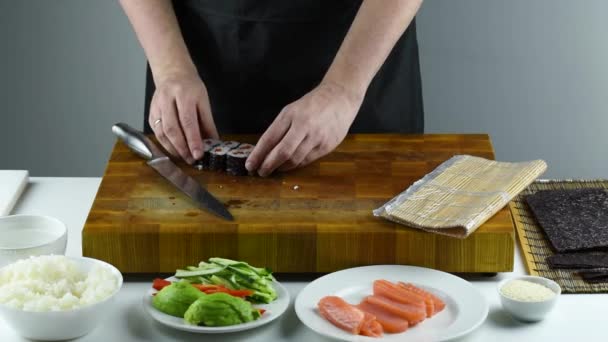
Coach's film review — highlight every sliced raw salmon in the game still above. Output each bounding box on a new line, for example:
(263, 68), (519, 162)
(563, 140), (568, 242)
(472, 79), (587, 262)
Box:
(360, 312), (384, 337)
(373, 280), (426, 312)
(318, 296), (366, 334)
(398, 282), (446, 314)
(364, 295), (426, 325)
(395, 283), (434, 317)
(357, 300), (409, 333)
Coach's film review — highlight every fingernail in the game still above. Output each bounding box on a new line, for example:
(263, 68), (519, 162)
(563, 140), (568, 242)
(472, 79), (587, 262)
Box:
(245, 161), (253, 171)
(258, 169), (268, 177)
(192, 149), (202, 160)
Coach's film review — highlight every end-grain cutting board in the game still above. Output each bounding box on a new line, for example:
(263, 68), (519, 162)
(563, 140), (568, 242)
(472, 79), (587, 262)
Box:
(82, 134), (514, 273)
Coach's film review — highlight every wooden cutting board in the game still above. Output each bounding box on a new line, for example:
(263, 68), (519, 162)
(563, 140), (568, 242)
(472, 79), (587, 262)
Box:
(82, 134), (514, 273)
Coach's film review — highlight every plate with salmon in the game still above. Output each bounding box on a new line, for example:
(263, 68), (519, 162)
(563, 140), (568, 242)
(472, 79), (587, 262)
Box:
(295, 265), (488, 341)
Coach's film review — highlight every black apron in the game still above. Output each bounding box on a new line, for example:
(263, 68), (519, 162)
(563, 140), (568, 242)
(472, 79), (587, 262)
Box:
(144, 0), (423, 135)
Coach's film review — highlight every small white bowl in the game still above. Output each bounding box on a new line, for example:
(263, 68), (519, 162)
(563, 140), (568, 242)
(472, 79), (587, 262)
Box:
(497, 275), (561, 322)
(0, 215), (67, 267)
(0, 256), (123, 340)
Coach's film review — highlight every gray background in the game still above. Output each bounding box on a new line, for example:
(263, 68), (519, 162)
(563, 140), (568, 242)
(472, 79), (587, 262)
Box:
(1, 0), (606, 178)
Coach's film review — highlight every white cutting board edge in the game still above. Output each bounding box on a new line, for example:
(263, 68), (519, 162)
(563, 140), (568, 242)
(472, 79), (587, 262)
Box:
(0, 170), (29, 216)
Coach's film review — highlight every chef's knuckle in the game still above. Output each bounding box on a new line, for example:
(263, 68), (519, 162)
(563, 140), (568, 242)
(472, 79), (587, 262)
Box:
(180, 115), (196, 129)
(285, 140), (299, 152)
(282, 107), (297, 120)
(318, 139), (331, 152)
(276, 150), (289, 161)
(164, 125), (179, 137)
(277, 148), (291, 160)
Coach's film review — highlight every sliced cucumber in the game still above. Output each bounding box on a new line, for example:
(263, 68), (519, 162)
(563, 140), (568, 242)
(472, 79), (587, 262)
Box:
(174, 265), (225, 278)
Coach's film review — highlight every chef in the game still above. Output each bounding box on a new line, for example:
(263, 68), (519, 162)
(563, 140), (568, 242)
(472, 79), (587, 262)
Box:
(119, 0), (424, 177)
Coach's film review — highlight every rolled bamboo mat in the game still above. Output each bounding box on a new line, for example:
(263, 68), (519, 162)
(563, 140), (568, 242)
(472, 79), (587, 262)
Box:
(511, 179), (608, 293)
(375, 155), (547, 238)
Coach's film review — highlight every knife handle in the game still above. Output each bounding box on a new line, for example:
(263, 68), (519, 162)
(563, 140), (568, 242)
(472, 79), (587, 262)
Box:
(112, 123), (165, 160)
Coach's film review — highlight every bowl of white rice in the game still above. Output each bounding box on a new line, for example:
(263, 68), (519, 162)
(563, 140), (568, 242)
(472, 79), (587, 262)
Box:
(0, 255), (122, 340)
(498, 275), (560, 322)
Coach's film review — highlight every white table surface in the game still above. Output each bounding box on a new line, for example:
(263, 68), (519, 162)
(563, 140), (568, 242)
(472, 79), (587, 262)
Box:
(2, 177), (606, 341)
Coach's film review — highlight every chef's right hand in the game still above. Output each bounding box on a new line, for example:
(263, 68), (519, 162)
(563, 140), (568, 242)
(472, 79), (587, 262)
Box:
(148, 72), (219, 164)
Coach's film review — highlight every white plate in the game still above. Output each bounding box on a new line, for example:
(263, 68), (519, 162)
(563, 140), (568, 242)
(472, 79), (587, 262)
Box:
(295, 265), (488, 342)
(142, 277), (290, 333)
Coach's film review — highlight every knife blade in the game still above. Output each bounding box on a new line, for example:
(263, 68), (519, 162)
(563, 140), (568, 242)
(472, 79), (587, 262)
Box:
(111, 122), (233, 221)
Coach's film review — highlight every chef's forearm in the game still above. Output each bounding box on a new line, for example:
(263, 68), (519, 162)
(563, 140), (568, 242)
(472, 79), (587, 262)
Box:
(119, 0), (197, 83)
(322, 0), (423, 101)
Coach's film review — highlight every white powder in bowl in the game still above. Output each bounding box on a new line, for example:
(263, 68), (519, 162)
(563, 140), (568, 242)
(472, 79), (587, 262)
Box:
(501, 279), (556, 302)
(0, 255), (118, 311)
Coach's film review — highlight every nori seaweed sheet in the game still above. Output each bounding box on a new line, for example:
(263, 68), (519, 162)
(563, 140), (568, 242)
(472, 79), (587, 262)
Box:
(579, 270), (608, 283)
(526, 189), (608, 252)
(547, 252), (608, 269)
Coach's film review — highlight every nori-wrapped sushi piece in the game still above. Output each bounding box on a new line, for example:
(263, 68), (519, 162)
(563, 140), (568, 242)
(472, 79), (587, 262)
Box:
(226, 149), (251, 176)
(209, 145), (230, 171)
(195, 139), (222, 170)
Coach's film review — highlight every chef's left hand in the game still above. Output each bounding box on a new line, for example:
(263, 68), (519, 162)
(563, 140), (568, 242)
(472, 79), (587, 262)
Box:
(246, 81), (363, 177)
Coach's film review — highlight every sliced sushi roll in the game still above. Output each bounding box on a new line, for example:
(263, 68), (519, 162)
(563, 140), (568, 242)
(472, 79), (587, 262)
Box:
(234, 143), (254, 152)
(204, 138), (222, 147)
(208, 145), (230, 171)
(226, 149), (251, 176)
(220, 140), (241, 150)
(195, 139), (222, 169)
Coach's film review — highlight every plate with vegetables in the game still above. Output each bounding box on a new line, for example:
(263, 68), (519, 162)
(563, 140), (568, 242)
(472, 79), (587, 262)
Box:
(143, 258), (290, 333)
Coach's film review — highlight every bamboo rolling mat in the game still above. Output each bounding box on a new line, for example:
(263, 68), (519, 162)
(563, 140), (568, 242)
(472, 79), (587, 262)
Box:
(511, 179), (608, 293)
(376, 155), (546, 238)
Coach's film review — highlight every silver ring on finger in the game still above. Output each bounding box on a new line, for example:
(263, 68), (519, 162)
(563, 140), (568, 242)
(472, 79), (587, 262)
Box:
(154, 118), (162, 126)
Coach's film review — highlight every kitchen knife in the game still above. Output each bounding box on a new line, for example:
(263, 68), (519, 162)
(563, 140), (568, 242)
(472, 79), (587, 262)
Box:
(111, 122), (233, 221)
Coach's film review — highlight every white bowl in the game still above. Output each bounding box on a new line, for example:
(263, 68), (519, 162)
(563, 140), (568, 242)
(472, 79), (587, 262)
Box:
(497, 275), (561, 322)
(0, 256), (123, 340)
(0, 215), (68, 267)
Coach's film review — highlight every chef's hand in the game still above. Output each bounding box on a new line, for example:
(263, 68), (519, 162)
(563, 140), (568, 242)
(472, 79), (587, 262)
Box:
(148, 73), (218, 164)
(246, 81), (363, 177)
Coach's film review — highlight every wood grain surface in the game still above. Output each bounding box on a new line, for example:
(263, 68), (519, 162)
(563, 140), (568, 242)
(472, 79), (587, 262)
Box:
(82, 134), (514, 273)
